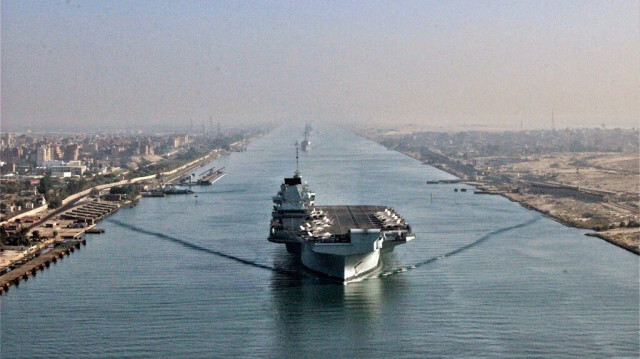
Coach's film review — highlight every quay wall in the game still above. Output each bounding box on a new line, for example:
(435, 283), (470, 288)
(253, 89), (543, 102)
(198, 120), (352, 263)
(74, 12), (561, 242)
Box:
(0, 240), (85, 294)
(62, 174), (157, 206)
(525, 181), (605, 202)
(0, 150), (223, 292)
(1, 205), (48, 225)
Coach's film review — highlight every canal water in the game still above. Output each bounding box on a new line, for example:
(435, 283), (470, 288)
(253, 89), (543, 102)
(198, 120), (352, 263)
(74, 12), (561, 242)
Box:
(1, 125), (638, 358)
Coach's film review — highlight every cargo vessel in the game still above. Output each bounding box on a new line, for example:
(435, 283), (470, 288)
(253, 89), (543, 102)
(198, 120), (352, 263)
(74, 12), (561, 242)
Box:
(268, 150), (415, 281)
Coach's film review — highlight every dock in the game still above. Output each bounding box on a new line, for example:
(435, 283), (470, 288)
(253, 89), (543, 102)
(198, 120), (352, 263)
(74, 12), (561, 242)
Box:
(197, 167), (226, 185)
(0, 240), (85, 295)
(176, 167), (226, 186)
(474, 190), (501, 195)
(85, 228), (105, 234)
(426, 179), (462, 184)
(141, 191), (166, 197)
(60, 201), (119, 224)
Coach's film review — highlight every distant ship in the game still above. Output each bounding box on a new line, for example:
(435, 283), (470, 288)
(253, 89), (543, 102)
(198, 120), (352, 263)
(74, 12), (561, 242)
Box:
(300, 125), (311, 151)
(300, 137), (310, 151)
(268, 149), (415, 281)
(304, 123), (313, 134)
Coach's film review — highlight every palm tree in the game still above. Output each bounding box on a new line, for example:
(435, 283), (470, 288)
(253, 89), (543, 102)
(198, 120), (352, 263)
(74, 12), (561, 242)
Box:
(155, 173), (165, 187)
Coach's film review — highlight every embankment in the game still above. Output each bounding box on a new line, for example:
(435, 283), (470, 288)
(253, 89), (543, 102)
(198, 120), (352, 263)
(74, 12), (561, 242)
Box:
(397, 148), (639, 256)
(0, 240), (85, 294)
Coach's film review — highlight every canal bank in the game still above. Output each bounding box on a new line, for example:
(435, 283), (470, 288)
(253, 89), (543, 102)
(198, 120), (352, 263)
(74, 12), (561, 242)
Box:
(0, 148), (228, 288)
(0, 240), (84, 294)
(397, 148), (639, 255)
(2, 124), (637, 359)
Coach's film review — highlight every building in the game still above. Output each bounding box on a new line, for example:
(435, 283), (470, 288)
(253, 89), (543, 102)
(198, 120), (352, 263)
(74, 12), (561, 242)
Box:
(39, 160), (65, 168)
(36, 145), (53, 166)
(52, 144), (64, 160)
(36, 197), (47, 207)
(63, 144), (79, 161)
(2, 147), (22, 163)
(1, 133), (13, 147)
(140, 140), (154, 155)
(51, 165), (86, 177)
(1, 162), (16, 174)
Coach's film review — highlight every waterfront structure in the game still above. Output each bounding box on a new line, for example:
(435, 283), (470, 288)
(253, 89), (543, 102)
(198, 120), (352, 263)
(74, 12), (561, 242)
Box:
(50, 165), (86, 177)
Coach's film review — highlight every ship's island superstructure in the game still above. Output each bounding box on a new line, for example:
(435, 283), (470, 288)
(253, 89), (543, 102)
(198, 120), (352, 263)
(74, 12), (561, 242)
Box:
(268, 150), (415, 281)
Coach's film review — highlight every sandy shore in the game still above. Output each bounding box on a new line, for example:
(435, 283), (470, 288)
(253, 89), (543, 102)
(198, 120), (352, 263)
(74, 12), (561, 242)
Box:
(373, 140), (639, 255)
(499, 192), (639, 254)
(491, 152), (638, 254)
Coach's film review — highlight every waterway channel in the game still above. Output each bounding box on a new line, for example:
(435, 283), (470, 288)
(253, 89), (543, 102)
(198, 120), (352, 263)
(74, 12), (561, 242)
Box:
(1, 125), (637, 358)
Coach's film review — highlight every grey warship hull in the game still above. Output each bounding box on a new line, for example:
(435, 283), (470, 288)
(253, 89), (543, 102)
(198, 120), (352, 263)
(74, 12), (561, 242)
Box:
(268, 144), (414, 282)
(269, 185), (414, 281)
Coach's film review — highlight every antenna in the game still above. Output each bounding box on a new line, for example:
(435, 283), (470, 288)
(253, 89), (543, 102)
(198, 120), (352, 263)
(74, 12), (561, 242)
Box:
(295, 145), (301, 177)
(552, 109), (555, 131)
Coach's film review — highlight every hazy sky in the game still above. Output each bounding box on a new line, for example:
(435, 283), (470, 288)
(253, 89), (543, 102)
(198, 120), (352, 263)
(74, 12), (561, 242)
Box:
(2, 1), (639, 131)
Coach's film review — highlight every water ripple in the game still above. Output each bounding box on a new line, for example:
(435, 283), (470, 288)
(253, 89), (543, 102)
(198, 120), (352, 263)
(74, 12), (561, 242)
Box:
(376, 216), (542, 278)
(107, 218), (300, 278)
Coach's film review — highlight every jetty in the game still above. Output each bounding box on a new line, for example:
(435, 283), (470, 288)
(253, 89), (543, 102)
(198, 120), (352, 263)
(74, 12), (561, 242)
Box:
(85, 228), (105, 234)
(141, 191), (166, 197)
(0, 240), (85, 294)
(176, 167), (226, 186)
(60, 201), (119, 225)
(426, 179), (463, 184)
(197, 167), (226, 185)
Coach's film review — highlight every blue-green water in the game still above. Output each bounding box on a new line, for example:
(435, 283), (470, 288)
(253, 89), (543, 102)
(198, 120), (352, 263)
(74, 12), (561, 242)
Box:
(1, 126), (638, 358)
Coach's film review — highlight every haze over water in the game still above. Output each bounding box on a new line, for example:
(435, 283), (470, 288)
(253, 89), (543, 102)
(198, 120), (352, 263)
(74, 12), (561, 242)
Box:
(1, 126), (638, 358)
(2, 1), (638, 131)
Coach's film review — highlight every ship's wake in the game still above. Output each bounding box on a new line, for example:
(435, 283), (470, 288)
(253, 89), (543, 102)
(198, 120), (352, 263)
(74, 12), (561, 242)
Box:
(195, 188), (247, 195)
(107, 216), (541, 282)
(107, 219), (301, 277)
(373, 216), (541, 279)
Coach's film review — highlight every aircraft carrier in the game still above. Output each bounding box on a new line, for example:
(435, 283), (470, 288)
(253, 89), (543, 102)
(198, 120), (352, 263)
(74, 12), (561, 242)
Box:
(268, 151), (415, 281)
